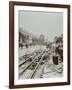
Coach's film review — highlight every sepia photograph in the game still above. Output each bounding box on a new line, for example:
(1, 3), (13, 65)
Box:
(18, 10), (63, 79)
(9, 1), (70, 88)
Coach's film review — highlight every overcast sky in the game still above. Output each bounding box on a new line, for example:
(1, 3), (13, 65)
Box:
(19, 10), (63, 41)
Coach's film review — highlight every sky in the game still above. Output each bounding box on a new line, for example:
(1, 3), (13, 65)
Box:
(19, 10), (63, 41)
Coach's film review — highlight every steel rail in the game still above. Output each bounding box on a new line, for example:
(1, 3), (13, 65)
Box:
(29, 52), (51, 78)
(19, 50), (41, 67)
(30, 58), (43, 79)
(19, 52), (43, 76)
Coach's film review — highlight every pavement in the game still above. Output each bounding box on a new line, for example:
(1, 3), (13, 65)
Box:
(19, 45), (63, 79)
(41, 56), (63, 78)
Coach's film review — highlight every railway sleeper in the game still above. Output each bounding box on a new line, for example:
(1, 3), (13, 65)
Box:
(29, 63), (37, 70)
(19, 52), (44, 76)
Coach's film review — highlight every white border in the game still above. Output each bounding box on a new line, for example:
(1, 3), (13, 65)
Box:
(14, 6), (68, 85)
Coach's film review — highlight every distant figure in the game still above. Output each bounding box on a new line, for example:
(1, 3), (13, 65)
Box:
(26, 44), (28, 48)
(19, 43), (23, 49)
(58, 49), (63, 62)
(53, 55), (58, 65)
(55, 46), (63, 62)
(52, 47), (59, 65)
(55, 46), (59, 54)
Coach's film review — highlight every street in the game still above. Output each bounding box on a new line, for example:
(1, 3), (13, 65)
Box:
(19, 45), (63, 79)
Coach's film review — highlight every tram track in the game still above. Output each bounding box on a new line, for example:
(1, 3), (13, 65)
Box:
(19, 49), (42, 67)
(29, 55), (44, 79)
(19, 51), (44, 77)
(19, 49), (53, 79)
